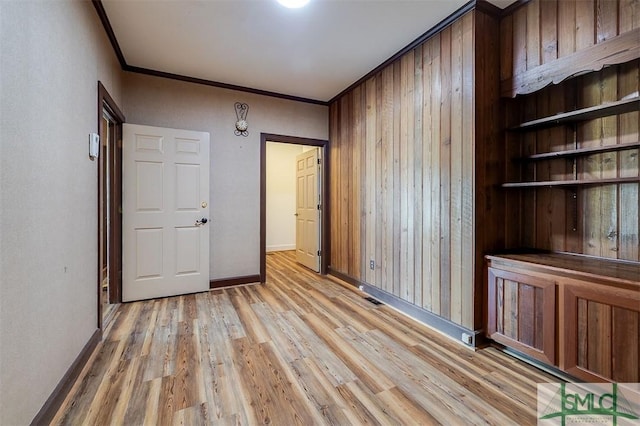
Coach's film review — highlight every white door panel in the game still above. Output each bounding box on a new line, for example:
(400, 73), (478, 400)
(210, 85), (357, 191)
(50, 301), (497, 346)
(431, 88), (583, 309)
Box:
(123, 124), (210, 302)
(296, 149), (320, 272)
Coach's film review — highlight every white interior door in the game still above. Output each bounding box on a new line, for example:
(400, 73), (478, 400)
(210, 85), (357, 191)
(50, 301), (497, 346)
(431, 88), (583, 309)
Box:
(122, 124), (210, 302)
(295, 148), (320, 272)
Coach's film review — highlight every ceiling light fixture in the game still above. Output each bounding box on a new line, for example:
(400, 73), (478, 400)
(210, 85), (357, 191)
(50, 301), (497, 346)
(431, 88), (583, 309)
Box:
(277, 0), (310, 8)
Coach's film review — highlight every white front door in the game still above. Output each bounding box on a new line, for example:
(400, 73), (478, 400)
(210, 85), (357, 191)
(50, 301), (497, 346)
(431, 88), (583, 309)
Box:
(122, 124), (210, 302)
(295, 148), (320, 272)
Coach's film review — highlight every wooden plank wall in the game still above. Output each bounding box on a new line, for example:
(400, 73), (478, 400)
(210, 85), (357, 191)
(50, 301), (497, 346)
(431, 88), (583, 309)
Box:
(329, 9), (501, 331)
(501, 0), (640, 262)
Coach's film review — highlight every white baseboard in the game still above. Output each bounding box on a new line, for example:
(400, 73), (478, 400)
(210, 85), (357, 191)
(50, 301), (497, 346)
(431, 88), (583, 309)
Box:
(266, 244), (296, 252)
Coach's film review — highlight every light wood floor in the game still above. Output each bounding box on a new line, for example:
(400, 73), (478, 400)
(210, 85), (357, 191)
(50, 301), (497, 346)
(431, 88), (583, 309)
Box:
(53, 251), (555, 425)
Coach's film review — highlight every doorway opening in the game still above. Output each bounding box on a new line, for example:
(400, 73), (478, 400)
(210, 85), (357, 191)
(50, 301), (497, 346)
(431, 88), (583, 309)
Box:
(97, 82), (125, 329)
(260, 133), (329, 283)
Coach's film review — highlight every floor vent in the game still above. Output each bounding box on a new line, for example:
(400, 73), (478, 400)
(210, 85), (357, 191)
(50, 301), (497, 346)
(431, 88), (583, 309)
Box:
(364, 296), (383, 306)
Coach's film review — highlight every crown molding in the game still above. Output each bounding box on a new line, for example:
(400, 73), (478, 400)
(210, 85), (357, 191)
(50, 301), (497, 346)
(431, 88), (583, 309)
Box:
(92, 0), (328, 106)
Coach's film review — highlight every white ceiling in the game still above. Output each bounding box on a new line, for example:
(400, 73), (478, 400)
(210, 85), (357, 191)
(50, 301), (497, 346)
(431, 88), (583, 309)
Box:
(102, 0), (514, 103)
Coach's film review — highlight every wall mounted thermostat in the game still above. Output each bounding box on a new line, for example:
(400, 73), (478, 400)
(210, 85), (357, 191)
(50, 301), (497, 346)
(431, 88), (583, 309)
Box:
(89, 133), (100, 160)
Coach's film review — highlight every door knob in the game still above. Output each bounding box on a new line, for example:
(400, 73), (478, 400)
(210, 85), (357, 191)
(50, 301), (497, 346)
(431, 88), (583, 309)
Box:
(195, 218), (209, 226)
(294, 213), (299, 216)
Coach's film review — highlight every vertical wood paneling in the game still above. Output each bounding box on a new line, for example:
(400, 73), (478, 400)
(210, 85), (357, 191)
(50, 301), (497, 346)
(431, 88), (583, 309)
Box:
(365, 78), (377, 287)
(533, 287), (544, 350)
(500, 15), (513, 82)
(503, 280), (519, 340)
(549, 85), (569, 251)
(461, 11), (476, 329)
(381, 66), (394, 296)
(612, 307), (639, 382)
(429, 33), (442, 316)
(513, 7), (528, 76)
(575, 0), (596, 50)
(352, 86), (363, 279)
(406, 51), (415, 305)
(413, 45), (424, 308)
(450, 19), (464, 325)
(619, 0), (639, 32)
(600, 70), (619, 259)
(618, 64), (640, 262)
(329, 104), (339, 272)
(596, 0), (618, 42)
(526, 0), (541, 69)
(564, 81), (582, 254)
(536, 87), (553, 250)
(579, 72), (604, 257)
(587, 301), (612, 378)
(399, 52), (410, 302)
(518, 284), (535, 348)
(392, 62), (402, 297)
(540, 0), (558, 64)
(439, 27), (452, 320)
(421, 42), (434, 312)
(497, 278), (504, 334)
(558, 0), (577, 57)
(340, 95), (351, 273)
(577, 298), (589, 369)
(375, 76), (383, 288)
(328, 9), (501, 330)
(617, 12), (640, 262)
(522, 96), (538, 248)
(598, 5), (621, 259)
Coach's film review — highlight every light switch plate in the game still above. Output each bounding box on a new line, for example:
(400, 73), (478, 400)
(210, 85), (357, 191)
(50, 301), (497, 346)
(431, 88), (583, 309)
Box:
(89, 133), (100, 160)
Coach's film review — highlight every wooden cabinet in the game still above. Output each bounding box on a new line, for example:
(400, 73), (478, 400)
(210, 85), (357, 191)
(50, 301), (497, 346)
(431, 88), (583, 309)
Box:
(562, 280), (640, 382)
(487, 267), (556, 365)
(486, 253), (640, 382)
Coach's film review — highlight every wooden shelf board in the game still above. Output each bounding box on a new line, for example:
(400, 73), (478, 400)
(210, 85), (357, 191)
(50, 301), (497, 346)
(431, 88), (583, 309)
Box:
(522, 142), (640, 161)
(502, 177), (640, 188)
(510, 97), (640, 131)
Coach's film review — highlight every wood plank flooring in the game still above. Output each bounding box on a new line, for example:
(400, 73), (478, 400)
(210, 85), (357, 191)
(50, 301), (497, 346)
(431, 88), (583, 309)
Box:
(53, 251), (555, 425)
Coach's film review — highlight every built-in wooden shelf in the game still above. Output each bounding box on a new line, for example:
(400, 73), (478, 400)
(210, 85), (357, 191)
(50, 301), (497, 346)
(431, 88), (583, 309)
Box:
(510, 97), (640, 131)
(521, 142), (640, 161)
(502, 176), (639, 188)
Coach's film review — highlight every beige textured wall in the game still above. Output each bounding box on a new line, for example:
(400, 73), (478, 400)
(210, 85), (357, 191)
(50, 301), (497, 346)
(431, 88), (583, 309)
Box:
(266, 142), (305, 252)
(122, 73), (328, 279)
(0, 1), (122, 424)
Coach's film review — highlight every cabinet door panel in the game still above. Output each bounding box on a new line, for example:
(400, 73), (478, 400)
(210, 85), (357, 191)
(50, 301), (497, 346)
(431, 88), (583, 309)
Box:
(562, 284), (640, 382)
(488, 268), (556, 365)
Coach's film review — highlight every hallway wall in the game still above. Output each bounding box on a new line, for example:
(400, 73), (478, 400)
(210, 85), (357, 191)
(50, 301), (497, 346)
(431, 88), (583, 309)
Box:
(266, 142), (305, 252)
(0, 2), (123, 424)
(121, 72), (328, 280)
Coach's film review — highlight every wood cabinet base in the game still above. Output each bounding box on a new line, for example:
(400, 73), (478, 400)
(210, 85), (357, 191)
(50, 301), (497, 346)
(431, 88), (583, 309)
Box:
(486, 253), (640, 383)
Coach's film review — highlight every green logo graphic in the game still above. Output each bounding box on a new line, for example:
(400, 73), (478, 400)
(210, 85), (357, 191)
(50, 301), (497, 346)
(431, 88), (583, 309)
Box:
(539, 383), (640, 425)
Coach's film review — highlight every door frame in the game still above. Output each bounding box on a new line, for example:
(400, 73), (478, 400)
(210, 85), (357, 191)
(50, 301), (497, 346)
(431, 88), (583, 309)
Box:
(260, 133), (329, 282)
(97, 81), (125, 329)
